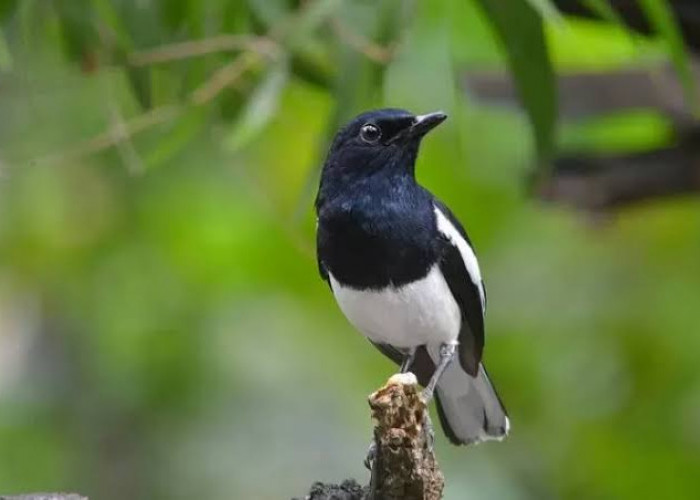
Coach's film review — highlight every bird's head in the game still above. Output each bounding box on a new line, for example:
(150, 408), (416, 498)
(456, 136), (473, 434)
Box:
(321, 108), (447, 184)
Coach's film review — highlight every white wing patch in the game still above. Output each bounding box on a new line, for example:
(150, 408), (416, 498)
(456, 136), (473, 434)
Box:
(434, 206), (486, 312)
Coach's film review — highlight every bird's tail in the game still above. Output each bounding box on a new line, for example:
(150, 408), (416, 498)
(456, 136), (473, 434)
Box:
(434, 361), (509, 445)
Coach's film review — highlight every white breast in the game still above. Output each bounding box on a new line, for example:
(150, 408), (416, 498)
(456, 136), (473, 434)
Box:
(328, 265), (461, 348)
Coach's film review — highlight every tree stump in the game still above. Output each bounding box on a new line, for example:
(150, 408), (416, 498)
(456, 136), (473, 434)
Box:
(368, 373), (444, 500)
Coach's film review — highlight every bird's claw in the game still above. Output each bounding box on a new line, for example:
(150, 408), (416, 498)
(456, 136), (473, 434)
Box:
(423, 411), (435, 453)
(420, 387), (435, 404)
(364, 439), (377, 470)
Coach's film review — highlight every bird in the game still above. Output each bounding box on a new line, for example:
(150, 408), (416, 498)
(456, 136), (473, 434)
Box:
(315, 108), (509, 446)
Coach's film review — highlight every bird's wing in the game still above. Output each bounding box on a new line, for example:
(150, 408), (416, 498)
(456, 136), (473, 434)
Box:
(432, 199), (486, 376)
(316, 219), (332, 288)
(317, 255), (329, 283)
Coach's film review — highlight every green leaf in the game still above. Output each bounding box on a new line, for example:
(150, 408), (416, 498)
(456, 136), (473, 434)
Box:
(222, 0), (252, 33)
(245, 0), (289, 29)
(225, 59), (289, 152)
(144, 109), (207, 169)
(278, 0), (343, 48)
(90, 0), (133, 49)
(54, 0), (99, 62)
(0, 0), (18, 22)
(17, 0), (36, 47)
(472, 0), (557, 161)
(558, 110), (675, 154)
(582, 0), (628, 27)
(0, 29), (11, 71)
(524, 0), (563, 24)
(637, 0), (698, 115)
(127, 67), (153, 110)
(161, 0), (190, 32)
(290, 51), (334, 89)
(290, 0), (343, 41)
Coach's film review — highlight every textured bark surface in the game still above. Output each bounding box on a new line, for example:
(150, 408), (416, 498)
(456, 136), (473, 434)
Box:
(295, 373), (444, 500)
(368, 373), (444, 500)
(298, 480), (368, 499)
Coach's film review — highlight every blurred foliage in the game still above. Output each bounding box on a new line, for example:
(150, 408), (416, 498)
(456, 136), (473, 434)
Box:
(0, 1), (699, 499)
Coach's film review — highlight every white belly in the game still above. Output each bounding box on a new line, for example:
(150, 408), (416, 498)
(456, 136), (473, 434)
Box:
(328, 265), (461, 348)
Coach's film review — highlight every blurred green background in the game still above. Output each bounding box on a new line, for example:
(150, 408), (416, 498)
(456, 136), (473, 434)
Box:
(1, 0), (700, 499)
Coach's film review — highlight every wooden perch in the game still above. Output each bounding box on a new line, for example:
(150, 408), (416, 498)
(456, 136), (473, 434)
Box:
(297, 373), (444, 500)
(535, 128), (700, 213)
(464, 66), (700, 212)
(368, 373), (444, 500)
(463, 63), (699, 121)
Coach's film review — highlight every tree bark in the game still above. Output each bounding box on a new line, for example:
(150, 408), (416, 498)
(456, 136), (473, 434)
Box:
(368, 373), (444, 500)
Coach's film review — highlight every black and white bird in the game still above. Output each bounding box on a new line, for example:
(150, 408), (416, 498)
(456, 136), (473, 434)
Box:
(315, 108), (509, 445)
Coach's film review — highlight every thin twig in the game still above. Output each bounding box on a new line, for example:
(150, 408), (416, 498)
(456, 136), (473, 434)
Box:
(32, 0), (343, 166)
(108, 101), (145, 175)
(127, 35), (278, 66)
(330, 18), (396, 64)
(35, 105), (182, 166)
(103, 77), (145, 175)
(189, 51), (261, 105)
(35, 49), (263, 166)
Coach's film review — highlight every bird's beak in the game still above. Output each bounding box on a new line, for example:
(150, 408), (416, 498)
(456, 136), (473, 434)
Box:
(408, 111), (447, 138)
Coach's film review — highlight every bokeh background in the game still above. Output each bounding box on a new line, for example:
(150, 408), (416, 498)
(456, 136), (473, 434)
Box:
(1, 0), (700, 498)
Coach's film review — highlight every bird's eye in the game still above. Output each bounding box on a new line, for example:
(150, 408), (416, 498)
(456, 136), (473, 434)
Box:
(360, 124), (381, 143)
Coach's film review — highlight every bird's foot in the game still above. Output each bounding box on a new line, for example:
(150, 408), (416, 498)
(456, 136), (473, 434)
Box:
(420, 387), (436, 404)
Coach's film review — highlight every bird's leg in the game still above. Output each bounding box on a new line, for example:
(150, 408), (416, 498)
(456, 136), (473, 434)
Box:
(399, 347), (417, 373)
(421, 342), (456, 402)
